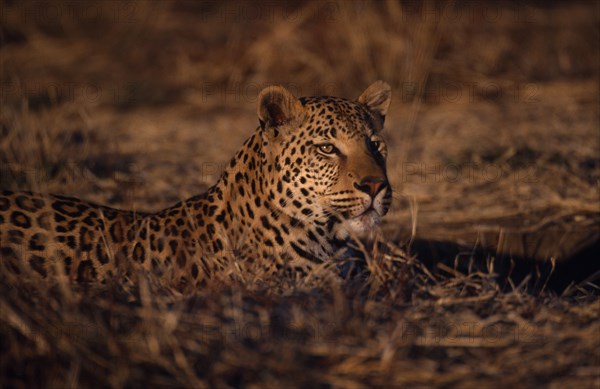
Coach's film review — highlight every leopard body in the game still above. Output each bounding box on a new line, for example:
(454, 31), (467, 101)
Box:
(0, 81), (393, 286)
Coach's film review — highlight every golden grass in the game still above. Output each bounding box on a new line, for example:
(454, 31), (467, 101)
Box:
(2, 240), (598, 388)
(1, 1), (599, 387)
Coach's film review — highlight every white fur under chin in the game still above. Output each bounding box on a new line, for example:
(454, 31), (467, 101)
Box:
(338, 210), (382, 241)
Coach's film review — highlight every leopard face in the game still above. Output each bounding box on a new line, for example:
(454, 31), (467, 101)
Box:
(0, 81), (393, 285)
(258, 83), (392, 242)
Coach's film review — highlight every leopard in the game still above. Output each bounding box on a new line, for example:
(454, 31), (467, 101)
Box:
(0, 81), (393, 287)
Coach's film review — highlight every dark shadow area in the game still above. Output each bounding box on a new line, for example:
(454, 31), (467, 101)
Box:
(410, 237), (600, 294)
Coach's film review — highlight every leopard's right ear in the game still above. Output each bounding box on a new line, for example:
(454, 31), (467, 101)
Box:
(257, 86), (306, 132)
(357, 81), (392, 117)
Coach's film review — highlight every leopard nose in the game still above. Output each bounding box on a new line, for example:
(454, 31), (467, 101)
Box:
(354, 176), (387, 197)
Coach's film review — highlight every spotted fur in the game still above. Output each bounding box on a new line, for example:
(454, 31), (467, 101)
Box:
(0, 81), (393, 285)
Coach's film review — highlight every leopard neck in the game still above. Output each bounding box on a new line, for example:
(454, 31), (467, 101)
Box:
(198, 129), (338, 263)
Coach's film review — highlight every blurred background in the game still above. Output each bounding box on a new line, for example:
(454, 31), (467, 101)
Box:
(1, 0), (599, 283)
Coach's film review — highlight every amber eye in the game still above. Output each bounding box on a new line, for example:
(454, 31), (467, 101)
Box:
(317, 143), (336, 155)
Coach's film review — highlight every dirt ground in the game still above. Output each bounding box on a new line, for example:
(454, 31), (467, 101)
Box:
(1, 1), (599, 388)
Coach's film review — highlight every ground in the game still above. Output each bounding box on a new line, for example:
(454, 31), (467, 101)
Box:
(0, 1), (599, 388)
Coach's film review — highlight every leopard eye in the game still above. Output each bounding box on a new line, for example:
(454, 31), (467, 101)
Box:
(368, 139), (382, 153)
(317, 143), (336, 155)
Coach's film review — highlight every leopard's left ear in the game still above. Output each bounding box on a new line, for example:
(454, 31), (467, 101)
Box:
(257, 86), (306, 132)
(357, 80), (392, 118)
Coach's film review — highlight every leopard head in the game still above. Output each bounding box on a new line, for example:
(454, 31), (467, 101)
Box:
(257, 81), (393, 241)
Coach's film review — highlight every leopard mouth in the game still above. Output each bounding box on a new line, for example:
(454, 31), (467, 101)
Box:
(327, 198), (387, 237)
(343, 208), (381, 239)
(355, 200), (386, 219)
(354, 208), (380, 224)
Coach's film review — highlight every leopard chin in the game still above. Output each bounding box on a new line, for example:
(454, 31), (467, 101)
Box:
(338, 209), (382, 241)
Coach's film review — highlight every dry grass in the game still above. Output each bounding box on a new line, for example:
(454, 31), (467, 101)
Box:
(1, 1), (599, 388)
(2, 241), (598, 388)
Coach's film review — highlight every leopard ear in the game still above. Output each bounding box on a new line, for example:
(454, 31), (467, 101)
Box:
(257, 86), (305, 131)
(357, 80), (392, 117)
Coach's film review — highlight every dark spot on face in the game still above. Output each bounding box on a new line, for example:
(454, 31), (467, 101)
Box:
(1, 248), (20, 273)
(207, 205), (217, 217)
(29, 233), (48, 251)
(290, 217), (304, 228)
(82, 214), (96, 226)
(96, 242), (109, 264)
(55, 219), (78, 233)
(133, 242), (145, 263)
(7, 229), (24, 244)
(52, 200), (87, 217)
(169, 240), (178, 255)
(76, 260), (97, 282)
(11, 211), (31, 228)
(35, 212), (52, 230)
(191, 263), (199, 278)
(66, 235), (76, 249)
(54, 212), (66, 223)
(215, 210), (226, 223)
(15, 195), (45, 212)
(260, 216), (271, 230)
(110, 221), (124, 243)
(79, 226), (94, 252)
(301, 208), (313, 216)
(207, 224), (215, 236)
(0, 196), (10, 211)
(139, 226), (147, 240)
(63, 256), (73, 275)
(150, 218), (161, 232)
(245, 203), (255, 219)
